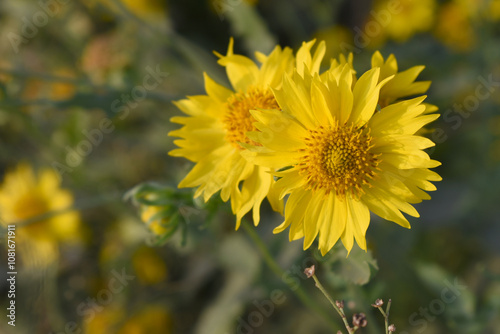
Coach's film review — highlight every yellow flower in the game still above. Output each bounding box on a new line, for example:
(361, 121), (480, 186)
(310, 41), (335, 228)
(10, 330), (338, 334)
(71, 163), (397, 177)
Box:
(0, 163), (82, 266)
(370, 0), (436, 44)
(140, 203), (172, 236)
(371, 51), (431, 107)
(490, 0), (500, 20)
(243, 64), (441, 255)
(84, 305), (125, 334)
(132, 246), (168, 285)
(434, 0), (476, 52)
(169, 39), (325, 228)
(314, 26), (354, 66)
(84, 303), (172, 334)
(118, 305), (172, 334)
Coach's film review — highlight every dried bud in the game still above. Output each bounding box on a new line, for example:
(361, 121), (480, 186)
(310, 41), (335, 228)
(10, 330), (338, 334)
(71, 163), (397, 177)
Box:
(388, 324), (396, 332)
(371, 298), (384, 307)
(352, 313), (368, 328)
(335, 300), (345, 309)
(304, 265), (315, 278)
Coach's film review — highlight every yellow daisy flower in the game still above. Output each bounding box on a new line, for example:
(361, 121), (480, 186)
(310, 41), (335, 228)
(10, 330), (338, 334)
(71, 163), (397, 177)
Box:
(0, 163), (82, 266)
(169, 39), (325, 228)
(243, 64), (441, 255)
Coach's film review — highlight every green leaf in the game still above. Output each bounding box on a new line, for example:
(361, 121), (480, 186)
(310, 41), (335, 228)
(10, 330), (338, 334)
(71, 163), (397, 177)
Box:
(320, 243), (379, 285)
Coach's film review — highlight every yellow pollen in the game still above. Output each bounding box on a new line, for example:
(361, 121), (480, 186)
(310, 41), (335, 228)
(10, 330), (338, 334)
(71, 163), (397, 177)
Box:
(223, 86), (279, 149)
(298, 123), (380, 198)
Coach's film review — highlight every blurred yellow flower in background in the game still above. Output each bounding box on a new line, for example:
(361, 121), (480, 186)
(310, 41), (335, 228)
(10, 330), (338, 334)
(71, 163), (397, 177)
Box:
(369, 0), (436, 45)
(119, 305), (172, 334)
(132, 246), (168, 285)
(0, 163), (82, 267)
(84, 305), (125, 334)
(434, 0), (476, 52)
(84, 303), (172, 334)
(314, 26), (353, 66)
(139, 200), (172, 236)
(169, 38), (325, 228)
(243, 63), (441, 255)
(489, 0), (500, 20)
(83, 0), (168, 22)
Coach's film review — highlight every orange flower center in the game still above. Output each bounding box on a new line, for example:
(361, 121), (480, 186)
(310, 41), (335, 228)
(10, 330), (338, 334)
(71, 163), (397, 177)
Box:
(298, 123), (380, 198)
(223, 86), (279, 149)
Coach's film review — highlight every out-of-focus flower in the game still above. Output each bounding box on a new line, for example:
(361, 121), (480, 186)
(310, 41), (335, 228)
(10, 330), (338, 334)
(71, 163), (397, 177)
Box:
(368, 0), (436, 46)
(489, 0), (500, 20)
(314, 26), (353, 66)
(140, 201), (172, 236)
(169, 38), (325, 228)
(80, 31), (134, 84)
(434, 0), (476, 52)
(243, 63), (441, 255)
(132, 246), (168, 285)
(0, 163), (82, 266)
(84, 304), (172, 334)
(118, 305), (172, 334)
(49, 68), (77, 101)
(83, 0), (167, 23)
(84, 305), (125, 334)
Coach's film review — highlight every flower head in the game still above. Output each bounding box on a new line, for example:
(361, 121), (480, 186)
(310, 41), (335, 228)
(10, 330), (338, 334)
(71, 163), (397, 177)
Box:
(169, 38), (325, 228)
(243, 63), (441, 255)
(0, 163), (82, 266)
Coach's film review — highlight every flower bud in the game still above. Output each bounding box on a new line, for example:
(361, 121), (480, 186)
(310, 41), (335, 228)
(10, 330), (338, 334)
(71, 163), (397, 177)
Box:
(371, 298), (384, 307)
(304, 265), (315, 278)
(352, 313), (367, 328)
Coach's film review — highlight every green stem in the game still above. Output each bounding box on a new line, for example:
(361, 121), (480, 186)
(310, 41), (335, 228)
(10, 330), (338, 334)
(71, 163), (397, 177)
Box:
(377, 299), (391, 334)
(385, 300), (392, 334)
(312, 274), (353, 334)
(4, 193), (119, 228)
(241, 222), (339, 331)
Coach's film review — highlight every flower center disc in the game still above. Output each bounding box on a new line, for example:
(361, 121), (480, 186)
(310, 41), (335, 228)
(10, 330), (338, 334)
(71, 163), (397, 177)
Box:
(299, 123), (380, 198)
(223, 87), (279, 149)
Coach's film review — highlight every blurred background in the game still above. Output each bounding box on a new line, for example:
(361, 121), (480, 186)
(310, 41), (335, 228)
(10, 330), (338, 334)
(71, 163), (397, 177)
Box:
(0, 0), (500, 333)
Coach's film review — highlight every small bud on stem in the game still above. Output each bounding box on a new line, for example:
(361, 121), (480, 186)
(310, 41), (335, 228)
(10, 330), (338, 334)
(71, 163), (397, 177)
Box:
(304, 265), (315, 278)
(352, 313), (367, 328)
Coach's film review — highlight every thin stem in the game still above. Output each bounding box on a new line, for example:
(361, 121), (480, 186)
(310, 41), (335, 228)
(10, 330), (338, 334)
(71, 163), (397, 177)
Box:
(385, 299), (392, 334)
(241, 222), (339, 331)
(376, 299), (392, 334)
(312, 274), (353, 334)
